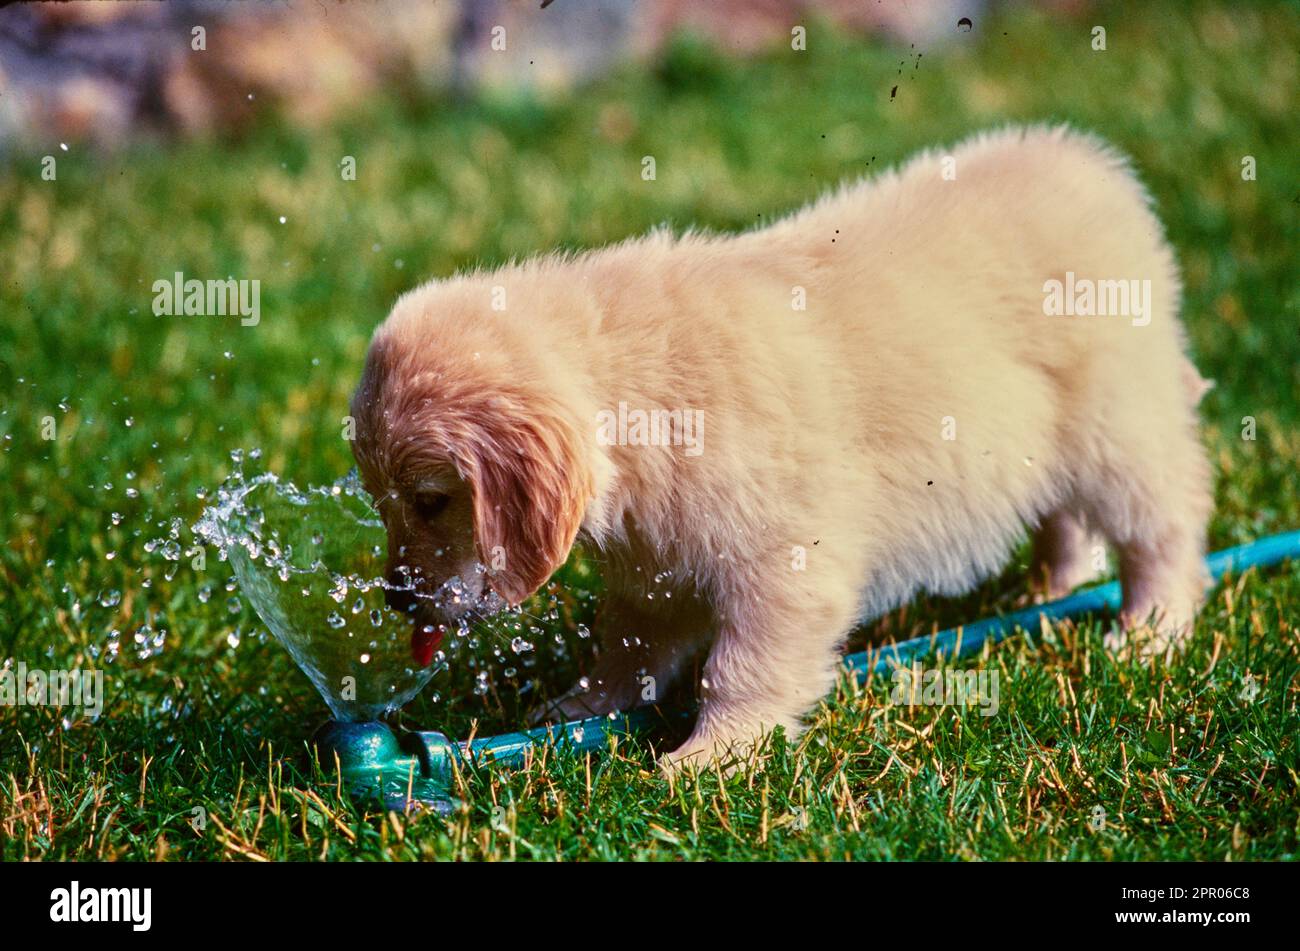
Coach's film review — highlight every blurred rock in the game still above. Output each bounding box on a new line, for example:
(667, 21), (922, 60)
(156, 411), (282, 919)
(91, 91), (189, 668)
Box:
(0, 0), (456, 149)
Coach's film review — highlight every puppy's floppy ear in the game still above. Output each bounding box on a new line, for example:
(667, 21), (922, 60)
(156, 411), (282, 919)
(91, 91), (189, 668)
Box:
(454, 395), (593, 606)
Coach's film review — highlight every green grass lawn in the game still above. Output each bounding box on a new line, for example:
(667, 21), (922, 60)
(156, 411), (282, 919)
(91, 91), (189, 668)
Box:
(2, 0), (1298, 860)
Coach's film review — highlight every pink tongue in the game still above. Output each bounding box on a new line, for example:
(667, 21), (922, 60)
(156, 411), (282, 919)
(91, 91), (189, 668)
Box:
(411, 625), (444, 667)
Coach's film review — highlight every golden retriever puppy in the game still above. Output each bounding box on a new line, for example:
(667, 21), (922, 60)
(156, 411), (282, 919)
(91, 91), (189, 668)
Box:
(350, 125), (1211, 769)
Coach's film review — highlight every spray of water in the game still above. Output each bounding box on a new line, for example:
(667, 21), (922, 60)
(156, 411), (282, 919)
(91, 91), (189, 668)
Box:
(181, 448), (610, 727)
(192, 465), (465, 720)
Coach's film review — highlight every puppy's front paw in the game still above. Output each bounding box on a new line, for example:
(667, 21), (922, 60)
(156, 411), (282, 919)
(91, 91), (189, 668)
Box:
(659, 729), (759, 778)
(1109, 599), (1198, 662)
(527, 680), (626, 726)
(658, 741), (710, 778)
(527, 695), (593, 727)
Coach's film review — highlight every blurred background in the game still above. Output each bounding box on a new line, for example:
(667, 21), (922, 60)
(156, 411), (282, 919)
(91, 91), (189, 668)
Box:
(1, 0), (1296, 740)
(1, 0), (1025, 147)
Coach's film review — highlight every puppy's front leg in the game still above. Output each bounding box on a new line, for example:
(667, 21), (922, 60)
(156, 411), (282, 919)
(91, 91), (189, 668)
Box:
(530, 593), (709, 723)
(663, 584), (858, 773)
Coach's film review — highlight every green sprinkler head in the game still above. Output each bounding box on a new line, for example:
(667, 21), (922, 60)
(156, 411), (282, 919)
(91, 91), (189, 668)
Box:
(312, 719), (463, 814)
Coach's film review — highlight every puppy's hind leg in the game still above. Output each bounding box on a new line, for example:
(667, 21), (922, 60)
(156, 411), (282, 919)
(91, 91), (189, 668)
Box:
(1030, 509), (1107, 599)
(1076, 406), (1212, 657)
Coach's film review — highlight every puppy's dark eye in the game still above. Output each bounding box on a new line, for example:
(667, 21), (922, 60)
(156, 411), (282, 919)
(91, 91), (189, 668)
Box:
(413, 491), (450, 522)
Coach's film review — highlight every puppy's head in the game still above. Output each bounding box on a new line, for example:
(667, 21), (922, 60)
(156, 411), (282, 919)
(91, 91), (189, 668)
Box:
(350, 291), (593, 637)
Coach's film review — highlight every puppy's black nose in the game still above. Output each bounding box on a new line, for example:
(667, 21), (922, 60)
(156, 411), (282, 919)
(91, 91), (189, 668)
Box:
(384, 581), (417, 614)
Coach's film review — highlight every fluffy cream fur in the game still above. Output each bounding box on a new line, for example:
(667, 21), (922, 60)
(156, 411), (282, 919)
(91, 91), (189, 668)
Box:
(351, 125), (1212, 770)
